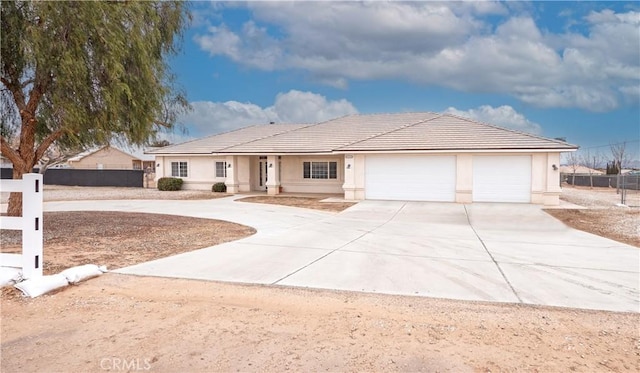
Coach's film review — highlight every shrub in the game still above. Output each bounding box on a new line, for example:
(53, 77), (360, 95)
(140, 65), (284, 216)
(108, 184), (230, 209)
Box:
(212, 182), (227, 193)
(157, 177), (183, 191)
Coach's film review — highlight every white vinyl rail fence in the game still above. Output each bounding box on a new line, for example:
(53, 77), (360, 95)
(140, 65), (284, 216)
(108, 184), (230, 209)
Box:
(0, 173), (43, 279)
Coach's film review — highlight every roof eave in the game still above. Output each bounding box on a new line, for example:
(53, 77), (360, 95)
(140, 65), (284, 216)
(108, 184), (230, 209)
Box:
(214, 150), (334, 156)
(145, 152), (220, 156)
(333, 147), (578, 154)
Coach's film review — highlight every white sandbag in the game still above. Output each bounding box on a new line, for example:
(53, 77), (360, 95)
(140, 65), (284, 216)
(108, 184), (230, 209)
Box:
(0, 267), (22, 287)
(60, 264), (107, 284)
(14, 274), (69, 298)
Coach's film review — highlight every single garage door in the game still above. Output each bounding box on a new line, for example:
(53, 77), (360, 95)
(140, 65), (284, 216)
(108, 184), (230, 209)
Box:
(365, 155), (456, 201)
(473, 155), (531, 203)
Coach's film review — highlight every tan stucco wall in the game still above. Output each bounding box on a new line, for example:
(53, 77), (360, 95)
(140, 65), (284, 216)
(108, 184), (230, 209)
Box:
(156, 155), (227, 190)
(533, 152), (562, 205)
(70, 148), (135, 169)
(225, 155), (251, 193)
(279, 155), (344, 194)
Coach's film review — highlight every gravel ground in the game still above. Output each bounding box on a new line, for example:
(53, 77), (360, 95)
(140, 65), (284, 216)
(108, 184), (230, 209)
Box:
(558, 184), (640, 208)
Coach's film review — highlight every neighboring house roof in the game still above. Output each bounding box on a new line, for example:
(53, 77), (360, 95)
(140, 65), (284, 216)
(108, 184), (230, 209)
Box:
(68, 148), (106, 162)
(69, 145), (154, 162)
(147, 124), (310, 155)
(151, 112), (578, 155)
(559, 165), (604, 174)
(127, 147), (155, 162)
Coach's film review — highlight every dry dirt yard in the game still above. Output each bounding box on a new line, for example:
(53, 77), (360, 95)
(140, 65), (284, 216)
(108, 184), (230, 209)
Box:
(237, 195), (356, 212)
(0, 211), (256, 276)
(1, 186), (639, 372)
(545, 185), (640, 247)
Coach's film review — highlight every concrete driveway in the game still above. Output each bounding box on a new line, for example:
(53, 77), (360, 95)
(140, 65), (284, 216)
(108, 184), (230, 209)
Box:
(45, 197), (639, 313)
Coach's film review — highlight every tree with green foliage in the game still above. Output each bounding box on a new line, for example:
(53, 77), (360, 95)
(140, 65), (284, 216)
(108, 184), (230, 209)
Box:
(606, 161), (620, 175)
(1, 1), (190, 215)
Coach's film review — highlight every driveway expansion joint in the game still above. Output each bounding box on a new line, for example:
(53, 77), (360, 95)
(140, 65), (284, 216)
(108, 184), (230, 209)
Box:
(463, 205), (523, 303)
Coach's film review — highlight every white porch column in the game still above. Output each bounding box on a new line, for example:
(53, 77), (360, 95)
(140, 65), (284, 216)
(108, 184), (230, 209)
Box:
(266, 155), (280, 195)
(225, 155), (239, 193)
(155, 156), (165, 181)
(343, 154), (365, 200)
(343, 154), (356, 199)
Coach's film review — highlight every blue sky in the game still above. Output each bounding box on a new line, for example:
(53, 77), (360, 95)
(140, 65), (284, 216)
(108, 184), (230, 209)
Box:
(168, 1), (640, 163)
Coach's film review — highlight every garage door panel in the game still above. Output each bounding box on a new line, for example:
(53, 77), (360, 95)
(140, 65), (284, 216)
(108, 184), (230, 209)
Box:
(366, 155), (456, 202)
(473, 156), (531, 203)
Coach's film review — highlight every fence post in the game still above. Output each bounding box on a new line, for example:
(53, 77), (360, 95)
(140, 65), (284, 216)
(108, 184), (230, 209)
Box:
(21, 173), (43, 279)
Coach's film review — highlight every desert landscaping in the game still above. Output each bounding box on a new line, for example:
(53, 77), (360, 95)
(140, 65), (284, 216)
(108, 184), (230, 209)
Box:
(1, 185), (639, 372)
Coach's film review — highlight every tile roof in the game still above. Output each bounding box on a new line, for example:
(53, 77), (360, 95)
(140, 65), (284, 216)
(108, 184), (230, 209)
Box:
(147, 124), (310, 154)
(219, 112), (441, 153)
(559, 165), (604, 174)
(337, 114), (576, 151)
(151, 112), (577, 155)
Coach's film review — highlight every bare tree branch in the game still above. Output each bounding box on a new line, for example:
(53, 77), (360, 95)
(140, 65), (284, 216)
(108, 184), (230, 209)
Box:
(610, 142), (629, 174)
(567, 151), (580, 186)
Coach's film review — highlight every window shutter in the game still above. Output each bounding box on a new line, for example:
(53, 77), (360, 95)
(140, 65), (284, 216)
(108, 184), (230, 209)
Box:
(303, 162), (311, 178)
(329, 162), (337, 179)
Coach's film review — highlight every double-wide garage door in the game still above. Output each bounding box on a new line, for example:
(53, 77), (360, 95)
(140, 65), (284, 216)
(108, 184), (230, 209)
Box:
(365, 155), (532, 203)
(365, 155), (456, 202)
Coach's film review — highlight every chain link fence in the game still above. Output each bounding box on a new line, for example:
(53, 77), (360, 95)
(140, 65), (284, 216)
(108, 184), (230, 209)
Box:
(562, 173), (639, 205)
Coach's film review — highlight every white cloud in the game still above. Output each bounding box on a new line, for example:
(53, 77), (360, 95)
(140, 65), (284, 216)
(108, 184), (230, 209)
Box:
(194, 25), (242, 61)
(178, 90), (358, 136)
(266, 90), (358, 123)
(195, 21), (282, 70)
(444, 105), (542, 134)
(194, 3), (640, 112)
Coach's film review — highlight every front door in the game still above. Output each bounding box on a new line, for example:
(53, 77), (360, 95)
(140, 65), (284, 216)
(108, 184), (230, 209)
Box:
(258, 156), (268, 191)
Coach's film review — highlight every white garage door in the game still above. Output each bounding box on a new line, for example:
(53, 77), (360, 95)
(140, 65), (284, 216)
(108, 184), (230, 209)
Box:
(365, 155), (456, 201)
(473, 155), (531, 203)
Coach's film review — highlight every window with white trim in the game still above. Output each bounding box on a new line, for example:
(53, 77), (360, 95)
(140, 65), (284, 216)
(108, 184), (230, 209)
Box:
(303, 161), (337, 179)
(215, 161), (227, 178)
(171, 161), (188, 177)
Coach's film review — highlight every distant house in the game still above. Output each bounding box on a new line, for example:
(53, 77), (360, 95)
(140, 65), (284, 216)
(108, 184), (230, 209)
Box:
(559, 165), (604, 175)
(68, 146), (155, 171)
(150, 112), (578, 205)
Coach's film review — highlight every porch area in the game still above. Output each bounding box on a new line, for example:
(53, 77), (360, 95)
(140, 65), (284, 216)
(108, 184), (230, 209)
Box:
(224, 154), (345, 196)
